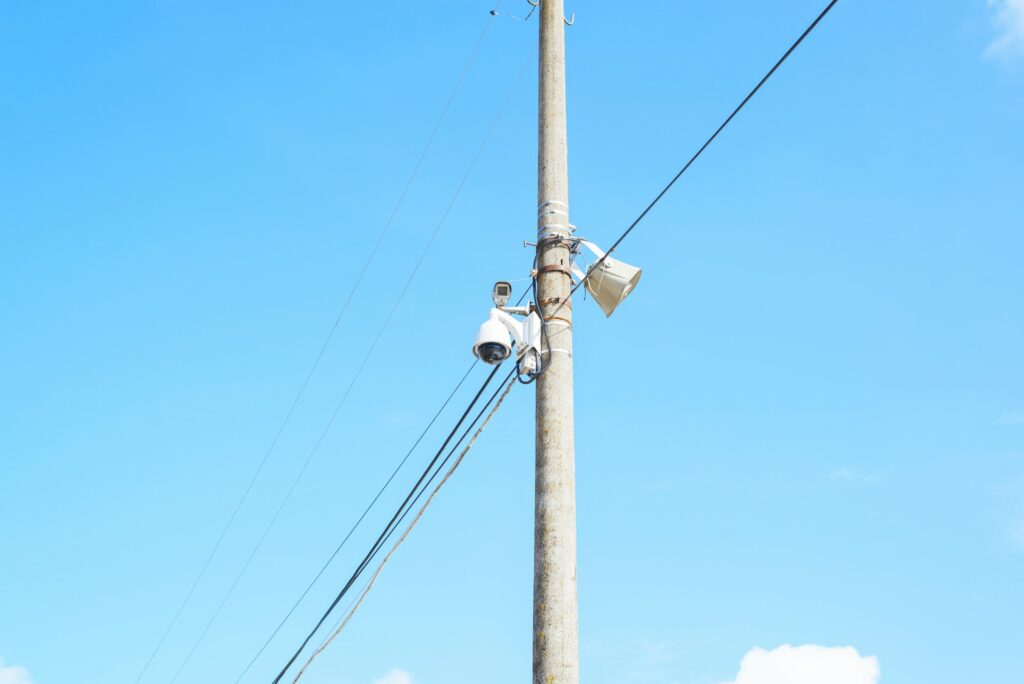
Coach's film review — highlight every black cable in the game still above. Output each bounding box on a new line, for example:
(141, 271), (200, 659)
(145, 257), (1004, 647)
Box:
(509, 274), (543, 384)
(269, 363), (511, 684)
(241, 265), (532, 682)
(270, 365), (515, 684)
(292, 365), (517, 679)
(518, 268), (548, 384)
(314, 363), (517, 642)
(164, 21), (534, 684)
(386, 365), (518, 551)
(256, 2), (841, 677)
(566, 0), (841, 304)
(232, 361), (478, 683)
(133, 10), (506, 684)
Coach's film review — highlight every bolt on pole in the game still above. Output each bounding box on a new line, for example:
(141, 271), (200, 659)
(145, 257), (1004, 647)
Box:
(533, 0), (579, 683)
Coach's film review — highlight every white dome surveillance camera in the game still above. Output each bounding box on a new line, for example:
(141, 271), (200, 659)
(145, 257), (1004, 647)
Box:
(471, 306), (543, 373)
(472, 311), (512, 365)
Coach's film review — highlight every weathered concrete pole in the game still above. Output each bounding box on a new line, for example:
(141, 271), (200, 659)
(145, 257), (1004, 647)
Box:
(533, 0), (579, 682)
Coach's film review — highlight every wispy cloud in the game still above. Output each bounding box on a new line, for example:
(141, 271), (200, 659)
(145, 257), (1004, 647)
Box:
(1010, 518), (1024, 549)
(829, 467), (879, 485)
(373, 669), (414, 684)
(994, 410), (1024, 425)
(0, 658), (33, 684)
(611, 634), (707, 684)
(621, 639), (678, 683)
(987, 0), (1024, 60)
(993, 476), (1024, 551)
(721, 645), (879, 684)
(637, 639), (677, 667)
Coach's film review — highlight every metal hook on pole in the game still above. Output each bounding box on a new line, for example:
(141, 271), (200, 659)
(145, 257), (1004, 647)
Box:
(527, 0), (573, 26)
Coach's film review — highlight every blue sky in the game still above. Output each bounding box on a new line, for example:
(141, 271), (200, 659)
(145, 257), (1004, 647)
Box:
(1, 1), (1022, 683)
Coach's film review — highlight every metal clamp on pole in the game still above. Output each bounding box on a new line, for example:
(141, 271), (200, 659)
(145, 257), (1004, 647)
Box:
(537, 198), (574, 240)
(538, 263), (574, 278)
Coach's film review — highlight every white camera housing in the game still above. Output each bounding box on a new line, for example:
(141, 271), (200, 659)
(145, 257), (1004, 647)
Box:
(492, 281), (512, 308)
(472, 307), (543, 373)
(472, 310), (513, 365)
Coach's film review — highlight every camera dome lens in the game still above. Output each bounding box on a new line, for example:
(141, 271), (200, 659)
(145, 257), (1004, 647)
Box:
(476, 342), (510, 365)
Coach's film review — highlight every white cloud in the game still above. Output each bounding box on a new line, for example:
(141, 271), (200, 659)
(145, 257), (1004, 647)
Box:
(1010, 517), (1024, 549)
(0, 658), (33, 684)
(987, 0), (1024, 60)
(722, 644), (879, 684)
(637, 639), (676, 667)
(829, 467), (879, 485)
(372, 669), (414, 684)
(994, 410), (1024, 425)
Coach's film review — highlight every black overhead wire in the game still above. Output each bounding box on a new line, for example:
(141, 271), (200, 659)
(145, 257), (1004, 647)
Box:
(278, 365), (517, 684)
(132, 9), (503, 684)
(162, 16), (533, 684)
(256, 2), (841, 674)
(295, 365), (518, 681)
(269, 363), (517, 684)
(236, 280), (531, 682)
(259, 1), (841, 677)
(231, 360), (479, 683)
(565, 0), (841, 306)
(208, 0), (836, 676)
(268, 291), (531, 677)
(257, 288), (528, 681)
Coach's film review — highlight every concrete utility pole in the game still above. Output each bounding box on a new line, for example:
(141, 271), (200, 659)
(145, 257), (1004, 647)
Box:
(533, 1), (579, 683)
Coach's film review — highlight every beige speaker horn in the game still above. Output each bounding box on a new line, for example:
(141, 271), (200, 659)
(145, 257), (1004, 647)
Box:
(571, 240), (642, 317)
